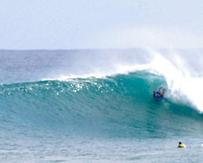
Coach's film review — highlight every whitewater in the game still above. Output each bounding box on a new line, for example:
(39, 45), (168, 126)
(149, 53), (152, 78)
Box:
(0, 49), (203, 162)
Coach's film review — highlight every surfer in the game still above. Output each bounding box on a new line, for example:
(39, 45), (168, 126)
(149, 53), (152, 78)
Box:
(153, 87), (166, 101)
(178, 142), (186, 148)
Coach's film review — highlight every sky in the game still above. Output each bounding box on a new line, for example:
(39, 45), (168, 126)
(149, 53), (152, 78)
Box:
(0, 0), (203, 49)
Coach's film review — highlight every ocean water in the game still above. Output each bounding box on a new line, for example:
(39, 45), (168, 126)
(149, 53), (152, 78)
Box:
(0, 49), (203, 163)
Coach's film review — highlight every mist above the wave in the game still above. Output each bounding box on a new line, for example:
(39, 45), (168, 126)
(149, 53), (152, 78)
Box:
(40, 49), (203, 112)
(147, 49), (203, 112)
(0, 49), (203, 112)
(55, 49), (203, 112)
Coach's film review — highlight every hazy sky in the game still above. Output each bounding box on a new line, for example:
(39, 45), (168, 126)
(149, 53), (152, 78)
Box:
(0, 0), (202, 49)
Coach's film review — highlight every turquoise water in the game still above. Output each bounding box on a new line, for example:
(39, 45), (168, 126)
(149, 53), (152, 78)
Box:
(0, 72), (203, 162)
(1, 72), (203, 137)
(0, 50), (203, 162)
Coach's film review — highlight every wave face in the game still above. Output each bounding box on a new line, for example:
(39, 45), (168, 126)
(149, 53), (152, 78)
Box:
(1, 71), (203, 138)
(0, 49), (203, 139)
(1, 49), (203, 112)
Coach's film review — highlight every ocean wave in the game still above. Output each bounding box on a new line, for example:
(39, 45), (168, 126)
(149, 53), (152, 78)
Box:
(0, 71), (203, 138)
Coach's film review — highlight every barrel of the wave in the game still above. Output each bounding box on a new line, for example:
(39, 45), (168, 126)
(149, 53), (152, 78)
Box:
(178, 142), (186, 148)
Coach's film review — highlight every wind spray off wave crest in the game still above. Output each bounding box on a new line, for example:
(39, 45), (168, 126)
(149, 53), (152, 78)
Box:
(51, 49), (203, 112)
(146, 49), (203, 112)
(0, 49), (203, 112)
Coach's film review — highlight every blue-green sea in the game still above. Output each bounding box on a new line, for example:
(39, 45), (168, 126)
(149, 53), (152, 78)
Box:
(0, 49), (203, 162)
